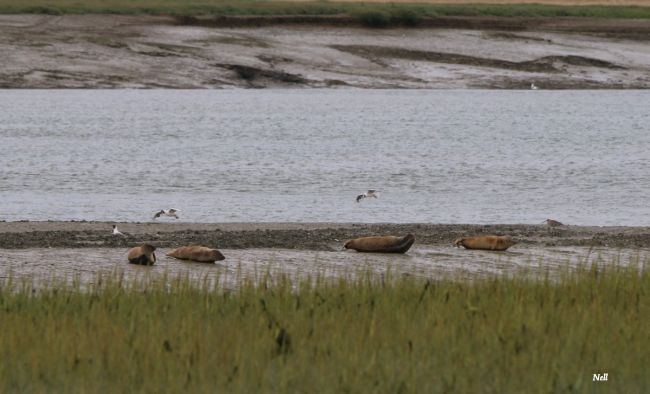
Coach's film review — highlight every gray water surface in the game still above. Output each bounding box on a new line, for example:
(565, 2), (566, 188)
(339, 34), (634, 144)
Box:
(1, 90), (648, 225)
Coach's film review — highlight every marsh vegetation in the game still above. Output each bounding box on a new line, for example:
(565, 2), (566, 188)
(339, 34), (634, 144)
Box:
(1, 262), (648, 392)
(2, 0), (650, 25)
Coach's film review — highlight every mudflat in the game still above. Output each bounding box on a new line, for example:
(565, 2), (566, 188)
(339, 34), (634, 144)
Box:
(2, 221), (650, 249)
(2, 14), (650, 89)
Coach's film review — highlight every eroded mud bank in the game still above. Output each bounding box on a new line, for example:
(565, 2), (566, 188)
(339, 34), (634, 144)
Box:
(2, 15), (650, 88)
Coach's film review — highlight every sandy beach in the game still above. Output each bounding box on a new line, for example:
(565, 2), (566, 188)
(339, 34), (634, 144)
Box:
(3, 221), (648, 285)
(2, 14), (650, 89)
(2, 221), (650, 249)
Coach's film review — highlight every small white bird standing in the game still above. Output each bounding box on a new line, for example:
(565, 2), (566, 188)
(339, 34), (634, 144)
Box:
(356, 190), (378, 203)
(530, 82), (539, 90)
(112, 225), (126, 237)
(153, 208), (181, 220)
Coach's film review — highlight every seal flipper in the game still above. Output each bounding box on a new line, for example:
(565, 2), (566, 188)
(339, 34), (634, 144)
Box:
(129, 255), (152, 265)
(140, 254), (153, 265)
(381, 234), (415, 253)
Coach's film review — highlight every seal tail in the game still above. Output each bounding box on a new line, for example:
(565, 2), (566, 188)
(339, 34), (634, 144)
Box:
(382, 234), (415, 253)
(453, 238), (463, 248)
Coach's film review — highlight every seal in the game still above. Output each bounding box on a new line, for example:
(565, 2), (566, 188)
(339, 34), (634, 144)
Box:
(127, 244), (157, 265)
(453, 236), (517, 251)
(344, 234), (415, 253)
(166, 245), (225, 263)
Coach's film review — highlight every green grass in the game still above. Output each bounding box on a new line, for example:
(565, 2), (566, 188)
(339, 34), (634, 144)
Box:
(1, 0), (650, 20)
(1, 263), (649, 392)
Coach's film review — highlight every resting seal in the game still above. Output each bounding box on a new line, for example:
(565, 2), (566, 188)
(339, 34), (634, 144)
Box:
(127, 244), (157, 265)
(166, 245), (225, 263)
(453, 236), (517, 251)
(344, 234), (415, 254)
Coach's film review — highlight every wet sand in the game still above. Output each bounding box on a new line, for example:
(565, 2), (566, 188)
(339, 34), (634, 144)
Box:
(2, 221), (650, 249)
(2, 15), (650, 89)
(3, 222), (648, 284)
(3, 244), (648, 286)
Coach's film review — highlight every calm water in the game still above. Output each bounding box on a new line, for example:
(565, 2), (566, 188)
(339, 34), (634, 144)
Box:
(1, 90), (648, 225)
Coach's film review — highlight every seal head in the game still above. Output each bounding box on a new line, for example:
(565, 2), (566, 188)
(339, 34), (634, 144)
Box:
(127, 244), (157, 265)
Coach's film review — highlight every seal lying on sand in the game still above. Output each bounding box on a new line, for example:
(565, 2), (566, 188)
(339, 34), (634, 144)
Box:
(127, 244), (157, 265)
(166, 245), (225, 263)
(454, 236), (517, 251)
(344, 234), (415, 253)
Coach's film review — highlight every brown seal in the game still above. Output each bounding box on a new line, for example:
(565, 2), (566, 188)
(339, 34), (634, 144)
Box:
(127, 244), (157, 265)
(166, 245), (225, 263)
(453, 236), (517, 251)
(344, 234), (415, 253)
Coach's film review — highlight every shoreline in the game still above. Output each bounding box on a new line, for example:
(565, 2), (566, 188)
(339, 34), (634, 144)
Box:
(173, 15), (650, 34)
(2, 14), (649, 89)
(2, 221), (650, 249)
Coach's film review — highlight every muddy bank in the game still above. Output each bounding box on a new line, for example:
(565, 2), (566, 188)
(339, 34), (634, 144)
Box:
(1, 221), (650, 250)
(177, 15), (650, 36)
(1, 14), (649, 89)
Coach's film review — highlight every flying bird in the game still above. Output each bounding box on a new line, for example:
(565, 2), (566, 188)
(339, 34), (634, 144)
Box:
(356, 190), (378, 203)
(112, 225), (126, 237)
(153, 208), (180, 220)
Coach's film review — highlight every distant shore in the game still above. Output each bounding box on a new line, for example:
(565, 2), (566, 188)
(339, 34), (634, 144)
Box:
(1, 14), (649, 89)
(2, 221), (650, 249)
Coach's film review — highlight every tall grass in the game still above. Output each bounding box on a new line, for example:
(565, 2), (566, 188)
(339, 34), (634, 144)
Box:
(1, 0), (650, 20)
(1, 263), (649, 392)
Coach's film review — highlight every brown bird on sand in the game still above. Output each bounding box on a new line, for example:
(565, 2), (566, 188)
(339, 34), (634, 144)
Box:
(544, 219), (564, 227)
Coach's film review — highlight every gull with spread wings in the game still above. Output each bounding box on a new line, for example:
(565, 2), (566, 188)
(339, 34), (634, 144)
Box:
(153, 208), (181, 220)
(356, 190), (378, 203)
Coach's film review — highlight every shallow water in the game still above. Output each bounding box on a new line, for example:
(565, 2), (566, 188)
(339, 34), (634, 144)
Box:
(2, 246), (647, 286)
(1, 90), (649, 225)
